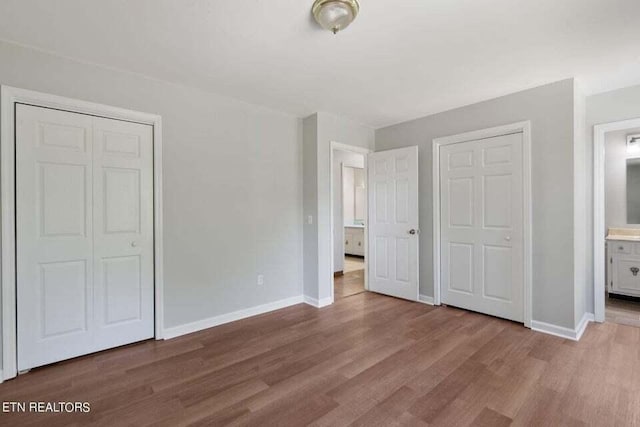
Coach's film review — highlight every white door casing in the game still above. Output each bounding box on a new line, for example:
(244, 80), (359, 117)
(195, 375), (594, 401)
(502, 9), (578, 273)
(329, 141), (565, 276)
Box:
(439, 133), (524, 322)
(16, 104), (154, 371)
(367, 146), (419, 301)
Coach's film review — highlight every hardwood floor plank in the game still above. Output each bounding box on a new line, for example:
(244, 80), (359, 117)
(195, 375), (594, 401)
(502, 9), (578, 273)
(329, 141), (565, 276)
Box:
(334, 269), (365, 300)
(308, 395), (378, 427)
(154, 379), (270, 426)
(350, 386), (418, 427)
(2, 292), (640, 426)
(226, 373), (344, 427)
(408, 358), (486, 423)
(471, 407), (512, 427)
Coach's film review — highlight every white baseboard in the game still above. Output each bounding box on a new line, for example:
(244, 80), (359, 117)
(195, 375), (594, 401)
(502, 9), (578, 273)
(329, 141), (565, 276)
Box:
(418, 294), (435, 305)
(163, 295), (304, 339)
(531, 312), (594, 341)
(575, 312), (595, 341)
(303, 295), (334, 308)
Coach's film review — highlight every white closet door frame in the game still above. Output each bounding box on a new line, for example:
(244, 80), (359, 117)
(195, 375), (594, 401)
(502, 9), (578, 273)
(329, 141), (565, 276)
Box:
(432, 121), (532, 327)
(0, 86), (164, 381)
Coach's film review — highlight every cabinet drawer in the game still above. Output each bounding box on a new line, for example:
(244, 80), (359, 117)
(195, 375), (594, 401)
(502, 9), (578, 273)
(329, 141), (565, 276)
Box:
(610, 241), (633, 254)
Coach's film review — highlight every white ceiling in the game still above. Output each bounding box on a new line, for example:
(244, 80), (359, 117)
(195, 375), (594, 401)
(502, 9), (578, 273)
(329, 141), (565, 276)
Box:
(1, 0), (640, 128)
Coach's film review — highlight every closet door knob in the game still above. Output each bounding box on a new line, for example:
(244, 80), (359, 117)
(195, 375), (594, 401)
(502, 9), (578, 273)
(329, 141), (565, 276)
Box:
(131, 241), (138, 247)
(505, 236), (511, 241)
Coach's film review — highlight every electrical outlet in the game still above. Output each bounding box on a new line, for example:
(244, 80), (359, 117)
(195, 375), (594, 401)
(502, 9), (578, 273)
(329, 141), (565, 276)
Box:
(257, 274), (264, 286)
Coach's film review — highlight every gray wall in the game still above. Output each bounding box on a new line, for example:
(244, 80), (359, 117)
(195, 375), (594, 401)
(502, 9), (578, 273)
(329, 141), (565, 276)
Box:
(573, 84), (588, 327)
(376, 79), (577, 328)
(0, 41), (304, 333)
(302, 115), (319, 299)
(303, 112), (374, 301)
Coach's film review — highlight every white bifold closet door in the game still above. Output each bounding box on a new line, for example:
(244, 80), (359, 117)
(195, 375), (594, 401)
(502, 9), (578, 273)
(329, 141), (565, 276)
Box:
(16, 104), (154, 371)
(440, 132), (524, 322)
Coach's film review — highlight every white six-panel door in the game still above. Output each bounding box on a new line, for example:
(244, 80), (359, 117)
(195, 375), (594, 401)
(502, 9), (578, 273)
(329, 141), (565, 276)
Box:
(92, 117), (154, 351)
(440, 133), (524, 322)
(16, 104), (154, 370)
(368, 146), (419, 301)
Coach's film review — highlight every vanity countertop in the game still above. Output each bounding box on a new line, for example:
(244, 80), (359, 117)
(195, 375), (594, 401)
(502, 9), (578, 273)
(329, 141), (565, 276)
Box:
(606, 228), (640, 241)
(344, 224), (365, 229)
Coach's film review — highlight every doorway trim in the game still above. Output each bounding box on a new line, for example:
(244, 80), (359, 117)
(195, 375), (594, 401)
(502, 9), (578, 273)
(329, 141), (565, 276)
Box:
(593, 117), (640, 322)
(0, 86), (164, 381)
(330, 141), (371, 302)
(432, 121), (532, 327)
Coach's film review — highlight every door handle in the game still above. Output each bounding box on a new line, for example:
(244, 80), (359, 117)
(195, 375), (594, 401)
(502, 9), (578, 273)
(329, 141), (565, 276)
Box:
(632, 267), (639, 277)
(504, 236), (511, 241)
(408, 229), (419, 235)
(131, 241), (138, 247)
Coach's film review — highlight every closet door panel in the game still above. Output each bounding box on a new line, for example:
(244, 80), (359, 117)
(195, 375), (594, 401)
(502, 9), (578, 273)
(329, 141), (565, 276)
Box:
(16, 105), (94, 370)
(92, 117), (154, 350)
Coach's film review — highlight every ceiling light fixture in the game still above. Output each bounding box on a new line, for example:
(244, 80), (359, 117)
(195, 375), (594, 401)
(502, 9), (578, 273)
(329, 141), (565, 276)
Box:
(628, 134), (640, 154)
(312, 0), (360, 34)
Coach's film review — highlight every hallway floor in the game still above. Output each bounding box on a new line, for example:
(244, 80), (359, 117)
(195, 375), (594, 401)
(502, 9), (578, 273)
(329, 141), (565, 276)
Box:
(606, 295), (640, 328)
(334, 269), (365, 300)
(343, 256), (365, 273)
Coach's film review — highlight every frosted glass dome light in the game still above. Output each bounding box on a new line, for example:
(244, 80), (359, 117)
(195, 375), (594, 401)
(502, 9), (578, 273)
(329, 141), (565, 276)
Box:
(312, 0), (360, 34)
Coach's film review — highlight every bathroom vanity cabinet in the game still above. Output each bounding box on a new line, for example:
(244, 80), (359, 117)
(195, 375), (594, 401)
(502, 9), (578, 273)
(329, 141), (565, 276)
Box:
(608, 238), (640, 298)
(345, 226), (365, 257)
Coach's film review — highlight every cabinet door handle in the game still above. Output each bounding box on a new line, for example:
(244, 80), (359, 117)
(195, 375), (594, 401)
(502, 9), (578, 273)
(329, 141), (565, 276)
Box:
(631, 267), (639, 277)
(619, 246), (625, 250)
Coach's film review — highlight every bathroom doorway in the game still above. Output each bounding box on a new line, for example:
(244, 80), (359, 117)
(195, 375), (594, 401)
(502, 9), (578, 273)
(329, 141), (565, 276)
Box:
(332, 145), (368, 300)
(595, 120), (640, 327)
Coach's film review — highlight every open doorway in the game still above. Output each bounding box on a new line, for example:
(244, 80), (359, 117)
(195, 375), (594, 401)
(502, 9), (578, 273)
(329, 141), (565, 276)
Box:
(332, 144), (368, 300)
(597, 123), (640, 327)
